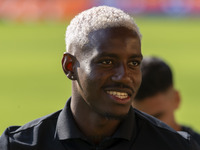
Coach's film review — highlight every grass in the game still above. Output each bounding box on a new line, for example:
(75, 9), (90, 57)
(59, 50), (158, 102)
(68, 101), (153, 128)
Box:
(0, 17), (200, 134)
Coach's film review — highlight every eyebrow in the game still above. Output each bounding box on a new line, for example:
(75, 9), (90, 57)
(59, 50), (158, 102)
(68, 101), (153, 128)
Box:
(96, 52), (143, 59)
(130, 54), (143, 59)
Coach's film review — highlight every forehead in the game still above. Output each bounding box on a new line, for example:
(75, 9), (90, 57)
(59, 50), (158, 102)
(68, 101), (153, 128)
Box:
(85, 26), (141, 54)
(89, 27), (140, 44)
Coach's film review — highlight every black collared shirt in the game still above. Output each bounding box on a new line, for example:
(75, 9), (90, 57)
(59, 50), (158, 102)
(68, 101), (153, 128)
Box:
(182, 126), (200, 147)
(0, 98), (198, 150)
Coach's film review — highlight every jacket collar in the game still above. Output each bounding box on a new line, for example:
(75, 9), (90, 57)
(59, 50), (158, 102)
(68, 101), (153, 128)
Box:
(56, 98), (137, 141)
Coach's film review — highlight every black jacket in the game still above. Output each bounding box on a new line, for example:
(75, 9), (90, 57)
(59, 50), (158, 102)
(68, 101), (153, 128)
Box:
(0, 98), (199, 150)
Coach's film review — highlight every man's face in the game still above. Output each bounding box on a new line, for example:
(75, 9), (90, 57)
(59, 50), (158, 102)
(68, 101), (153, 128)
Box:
(133, 87), (179, 123)
(74, 27), (142, 119)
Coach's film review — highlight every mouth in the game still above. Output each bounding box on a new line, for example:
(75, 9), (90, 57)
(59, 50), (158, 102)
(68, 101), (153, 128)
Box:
(106, 91), (129, 99)
(106, 90), (132, 105)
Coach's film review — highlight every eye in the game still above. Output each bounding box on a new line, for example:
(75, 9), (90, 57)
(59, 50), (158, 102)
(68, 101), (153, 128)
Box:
(101, 60), (113, 65)
(95, 57), (115, 67)
(128, 61), (140, 67)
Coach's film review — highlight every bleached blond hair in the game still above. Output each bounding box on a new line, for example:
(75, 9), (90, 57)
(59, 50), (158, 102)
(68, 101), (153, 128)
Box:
(65, 6), (141, 52)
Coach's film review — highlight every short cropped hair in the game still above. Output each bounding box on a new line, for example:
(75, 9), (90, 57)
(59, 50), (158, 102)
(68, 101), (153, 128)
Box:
(135, 57), (173, 101)
(65, 6), (141, 52)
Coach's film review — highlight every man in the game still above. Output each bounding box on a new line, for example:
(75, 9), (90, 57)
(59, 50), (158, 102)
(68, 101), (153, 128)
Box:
(133, 56), (200, 146)
(0, 6), (199, 150)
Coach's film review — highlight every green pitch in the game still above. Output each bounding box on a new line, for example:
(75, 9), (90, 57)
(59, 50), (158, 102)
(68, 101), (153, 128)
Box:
(0, 17), (200, 134)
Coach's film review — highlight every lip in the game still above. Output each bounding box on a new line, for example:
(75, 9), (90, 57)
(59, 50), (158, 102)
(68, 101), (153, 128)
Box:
(106, 91), (131, 104)
(102, 83), (135, 94)
(104, 89), (133, 104)
(104, 87), (134, 97)
(103, 83), (134, 103)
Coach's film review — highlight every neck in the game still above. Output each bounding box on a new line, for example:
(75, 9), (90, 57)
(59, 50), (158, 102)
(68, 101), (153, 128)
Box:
(162, 114), (182, 131)
(81, 116), (120, 144)
(169, 120), (182, 131)
(70, 96), (121, 144)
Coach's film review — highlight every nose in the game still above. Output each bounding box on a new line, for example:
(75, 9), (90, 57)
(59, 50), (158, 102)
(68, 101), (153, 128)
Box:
(111, 63), (132, 83)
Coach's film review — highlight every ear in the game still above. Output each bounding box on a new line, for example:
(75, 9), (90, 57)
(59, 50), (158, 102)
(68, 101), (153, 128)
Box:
(62, 52), (77, 80)
(174, 89), (181, 110)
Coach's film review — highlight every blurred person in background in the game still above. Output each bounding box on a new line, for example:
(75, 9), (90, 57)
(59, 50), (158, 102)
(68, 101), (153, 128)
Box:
(0, 6), (199, 150)
(133, 56), (200, 146)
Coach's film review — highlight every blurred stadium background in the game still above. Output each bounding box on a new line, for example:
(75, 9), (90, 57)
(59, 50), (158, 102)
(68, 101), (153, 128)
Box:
(1, 0), (200, 134)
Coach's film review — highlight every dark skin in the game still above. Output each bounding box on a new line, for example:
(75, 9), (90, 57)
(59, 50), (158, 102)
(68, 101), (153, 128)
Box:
(62, 27), (142, 144)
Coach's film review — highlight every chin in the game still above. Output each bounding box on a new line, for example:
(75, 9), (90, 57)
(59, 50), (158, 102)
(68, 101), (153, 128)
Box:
(102, 112), (129, 120)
